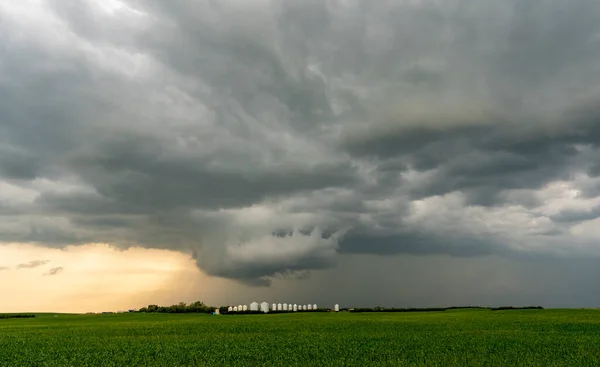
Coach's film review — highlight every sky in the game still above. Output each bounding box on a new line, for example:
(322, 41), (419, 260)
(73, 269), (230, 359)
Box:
(2, 0), (600, 312)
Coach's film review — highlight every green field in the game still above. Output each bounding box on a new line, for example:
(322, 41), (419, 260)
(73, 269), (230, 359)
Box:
(1, 309), (600, 366)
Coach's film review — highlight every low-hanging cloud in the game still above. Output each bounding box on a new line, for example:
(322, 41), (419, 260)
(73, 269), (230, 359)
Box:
(16, 260), (50, 269)
(1, 0), (600, 285)
(43, 267), (64, 276)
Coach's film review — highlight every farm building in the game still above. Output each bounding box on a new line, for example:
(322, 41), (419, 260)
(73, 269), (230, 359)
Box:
(313, 304), (317, 310)
(334, 304), (340, 312)
(242, 305), (248, 311)
(283, 303), (288, 311)
(260, 302), (270, 313)
(293, 304), (298, 312)
(228, 306), (233, 312)
(277, 303), (282, 311)
(307, 304), (312, 310)
(250, 302), (259, 311)
(233, 306), (238, 312)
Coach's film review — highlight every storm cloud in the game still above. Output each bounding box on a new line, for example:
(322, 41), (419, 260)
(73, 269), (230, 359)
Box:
(2, 0), (600, 286)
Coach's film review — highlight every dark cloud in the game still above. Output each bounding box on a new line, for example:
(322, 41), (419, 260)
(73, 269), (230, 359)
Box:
(342, 95), (600, 205)
(66, 138), (358, 211)
(17, 260), (50, 269)
(550, 206), (600, 224)
(338, 231), (509, 258)
(0, 146), (41, 180)
(1, 0), (600, 287)
(43, 267), (64, 276)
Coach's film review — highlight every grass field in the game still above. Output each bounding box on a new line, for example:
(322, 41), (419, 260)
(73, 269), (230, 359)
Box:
(1, 309), (600, 366)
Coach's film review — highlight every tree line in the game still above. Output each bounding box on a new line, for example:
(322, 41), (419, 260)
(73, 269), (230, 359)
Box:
(137, 301), (215, 314)
(0, 314), (35, 319)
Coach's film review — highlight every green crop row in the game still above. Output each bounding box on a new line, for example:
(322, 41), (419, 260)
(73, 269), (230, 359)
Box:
(1, 309), (600, 366)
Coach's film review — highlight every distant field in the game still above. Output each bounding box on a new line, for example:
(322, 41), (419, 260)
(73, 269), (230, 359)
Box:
(1, 309), (600, 366)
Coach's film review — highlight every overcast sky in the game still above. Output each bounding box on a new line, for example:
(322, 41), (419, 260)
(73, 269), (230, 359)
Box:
(2, 0), (600, 312)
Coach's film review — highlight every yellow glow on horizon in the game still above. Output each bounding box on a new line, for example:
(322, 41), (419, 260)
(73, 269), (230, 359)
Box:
(0, 243), (226, 313)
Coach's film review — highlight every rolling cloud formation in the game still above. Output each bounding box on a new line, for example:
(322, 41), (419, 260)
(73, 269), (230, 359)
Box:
(2, 0), (600, 285)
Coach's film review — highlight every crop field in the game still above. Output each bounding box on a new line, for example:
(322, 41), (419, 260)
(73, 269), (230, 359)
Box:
(1, 309), (600, 366)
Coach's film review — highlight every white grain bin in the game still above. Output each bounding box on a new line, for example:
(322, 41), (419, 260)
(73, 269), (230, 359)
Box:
(277, 303), (282, 311)
(250, 302), (259, 311)
(313, 304), (317, 310)
(283, 303), (288, 311)
(293, 304), (298, 312)
(307, 304), (312, 310)
(238, 305), (243, 312)
(228, 306), (233, 312)
(233, 306), (238, 312)
(272, 303), (276, 311)
(214, 308), (220, 315)
(260, 301), (270, 313)
(242, 305), (248, 311)
(334, 304), (340, 312)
